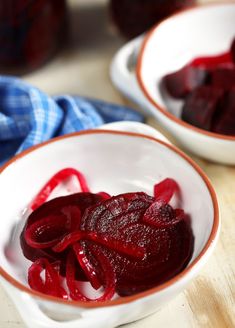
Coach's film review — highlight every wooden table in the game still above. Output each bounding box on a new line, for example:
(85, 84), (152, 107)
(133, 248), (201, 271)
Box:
(0, 0), (234, 327)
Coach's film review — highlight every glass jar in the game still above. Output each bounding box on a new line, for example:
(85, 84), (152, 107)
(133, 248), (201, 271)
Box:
(0, 0), (67, 74)
(110, 0), (196, 39)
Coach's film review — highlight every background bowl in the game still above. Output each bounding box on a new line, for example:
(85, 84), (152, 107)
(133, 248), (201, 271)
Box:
(111, 2), (235, 164)
(0, 129), (219, 328)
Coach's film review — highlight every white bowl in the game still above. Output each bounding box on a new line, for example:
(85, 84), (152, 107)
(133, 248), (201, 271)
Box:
(110, 2), (235, 164)
(0, 126), (219, 328)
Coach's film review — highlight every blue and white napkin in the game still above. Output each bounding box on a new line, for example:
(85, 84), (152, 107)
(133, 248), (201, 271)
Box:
(0, 76), (143, 165)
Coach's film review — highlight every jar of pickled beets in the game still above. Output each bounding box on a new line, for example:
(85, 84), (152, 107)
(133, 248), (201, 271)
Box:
(110, 0), (196, 39)
(0, 0), (67, 74)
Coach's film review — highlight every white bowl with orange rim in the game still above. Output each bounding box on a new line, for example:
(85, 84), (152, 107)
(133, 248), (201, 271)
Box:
(0, 121), (219, 328)
(110, 2), (235, 164)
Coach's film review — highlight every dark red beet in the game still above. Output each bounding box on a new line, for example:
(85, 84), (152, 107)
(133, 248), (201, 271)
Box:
(143, 201), (184, 228)
(189, 52), (231, 70)
(154, 178), (179, 203)
(211, 67), (235, 90)
(80, 192), (193, 296)
(24, 193), (103, 232)
(24, 207), (81, 249)
(21, 170), (194, 300)
(212, 88), (235, 135)
(161, 38), (235, 135)
(182, 86), (224, 130)
(21, 192), (104, 279)
(231, 38), (235, 64)
(163, 65), (208, 99)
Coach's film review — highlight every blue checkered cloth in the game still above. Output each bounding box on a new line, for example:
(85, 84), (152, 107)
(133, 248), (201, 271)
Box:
(0, 76), (144, 165)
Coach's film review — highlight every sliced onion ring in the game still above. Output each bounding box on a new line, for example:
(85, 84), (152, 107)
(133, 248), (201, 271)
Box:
(31, 168), (91, 210)
(28, 258), (67, 299)
(66, 248), (116, 301)
(53, 230), (146, 259)
(154, 178), (179, 203)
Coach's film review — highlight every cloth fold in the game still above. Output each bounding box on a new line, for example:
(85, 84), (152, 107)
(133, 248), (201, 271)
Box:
(0, 76), (144, 165)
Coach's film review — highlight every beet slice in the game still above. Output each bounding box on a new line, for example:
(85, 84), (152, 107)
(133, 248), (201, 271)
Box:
(80, 192), (193, 296)
(211, 67), (235, 90)
(212, 88), (235, 135)
(143, 201), (184, 228)
(52, 227), (146, 290)
(190, 51), (232, 69)
(182, 86), (224, 130)
(20, 236), (59, 263)
(163, 65), (208, 98)
(21, 192), (104, 280)
(21, 169), (193, 300)
(23, 193), (103, 233)
(24, 207), (81, 249)
(154, 178), (179, 203)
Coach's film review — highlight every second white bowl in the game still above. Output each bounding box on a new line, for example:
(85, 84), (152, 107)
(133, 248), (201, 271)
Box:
(111, 2), (235, 164)
(0, 128), (219, 328)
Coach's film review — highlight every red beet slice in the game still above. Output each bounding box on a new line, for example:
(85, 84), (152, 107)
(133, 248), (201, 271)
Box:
(23, 193), (103, 234)
(190, 51), (232, 69)
(97, 192), (111, 200)
(21, 169), (193, 300)
(20, 236), (59, 263)
(51, 227), (145, 291)
(154, 178), (179, 203)
(163, 65), (208, 99)
(143, 200), (184, 228)
(24, 207), (81, 249)
(212, 88), (235, 135)
(182, 86), (224, 130)
(162, 38), (235, 136)
(211, 67), (235, 90)
(80, 192), (193, 296)
(21, 193), (104, 280)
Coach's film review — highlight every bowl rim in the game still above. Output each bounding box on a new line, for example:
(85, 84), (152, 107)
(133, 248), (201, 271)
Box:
(0, 129), (219, 308)
(136, 1), (235, 141)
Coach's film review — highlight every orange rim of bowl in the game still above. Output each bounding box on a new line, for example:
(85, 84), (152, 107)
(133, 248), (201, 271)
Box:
(136, 1), (235, 141)
(0, 129), (220, 308)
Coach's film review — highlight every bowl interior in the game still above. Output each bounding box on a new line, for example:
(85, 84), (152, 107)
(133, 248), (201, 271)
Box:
(0, 131), (215, 293)
(138, 3), (235, 118)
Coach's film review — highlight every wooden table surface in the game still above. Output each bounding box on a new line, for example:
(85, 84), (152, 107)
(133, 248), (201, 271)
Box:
(0, 0), (234, 327)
